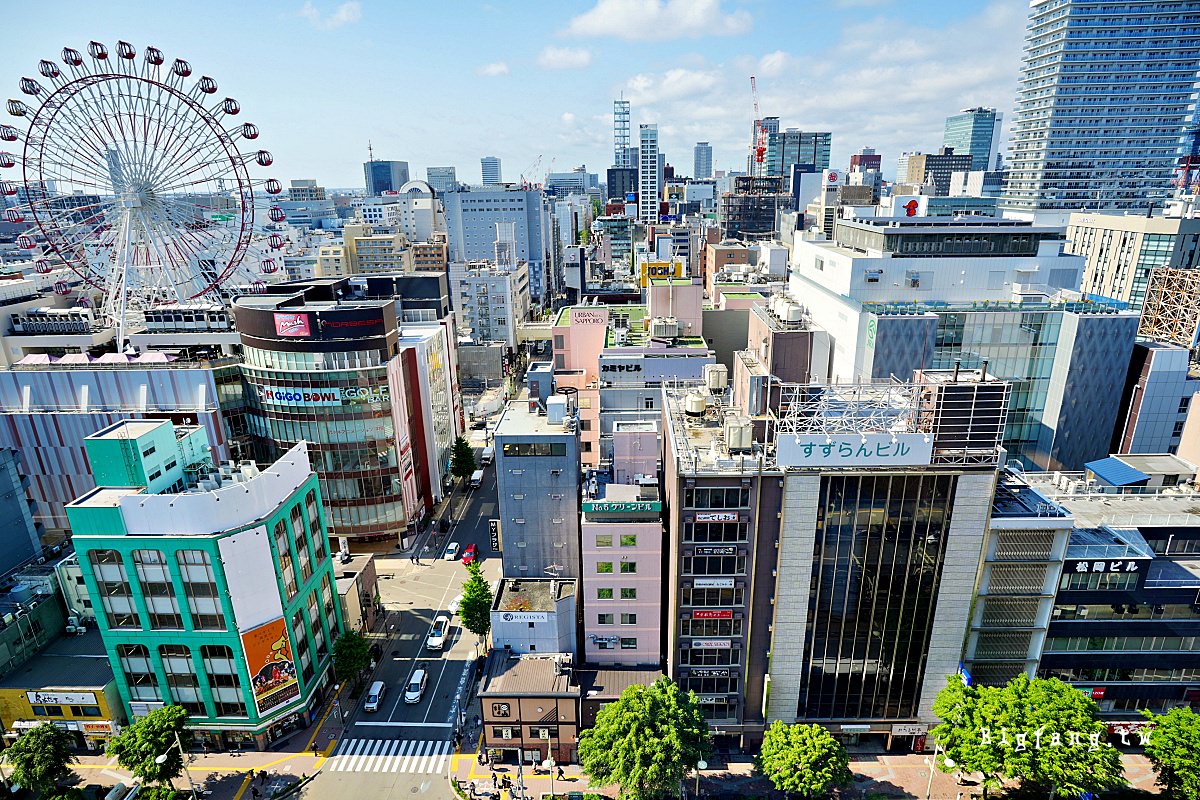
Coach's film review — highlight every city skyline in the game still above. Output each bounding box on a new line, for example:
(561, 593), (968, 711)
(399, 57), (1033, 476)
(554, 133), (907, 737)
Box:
(5, 0), (1026, 187)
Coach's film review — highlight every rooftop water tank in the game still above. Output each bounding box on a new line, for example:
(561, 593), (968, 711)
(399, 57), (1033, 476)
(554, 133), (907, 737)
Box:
(783, 303), (806, 324)
(684, 392), (707, 417)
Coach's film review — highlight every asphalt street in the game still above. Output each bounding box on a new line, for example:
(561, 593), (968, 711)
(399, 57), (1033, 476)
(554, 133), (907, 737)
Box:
(299, 445), (501, 800)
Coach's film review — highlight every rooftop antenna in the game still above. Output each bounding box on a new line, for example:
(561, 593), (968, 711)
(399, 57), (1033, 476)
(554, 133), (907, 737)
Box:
(368, 140), (374, 163)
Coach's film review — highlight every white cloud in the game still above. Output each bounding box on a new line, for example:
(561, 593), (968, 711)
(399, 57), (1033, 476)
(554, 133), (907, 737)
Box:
(563, 0), (751, 41)
(615, 1), (1026, 178)
(298, 1), (361, 30)
(561, 112), (577, 124)
(538, 46), (594, 70)
(625, 67), (722, 105)
(757, 50), (791, 77)
(476, 62), (510, 77)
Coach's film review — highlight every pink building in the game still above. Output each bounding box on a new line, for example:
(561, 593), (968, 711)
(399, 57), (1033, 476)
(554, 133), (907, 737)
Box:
(581, 423), (663, 666)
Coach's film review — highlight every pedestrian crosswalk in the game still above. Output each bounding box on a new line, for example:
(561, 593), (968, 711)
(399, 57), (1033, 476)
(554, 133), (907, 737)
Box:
(326, 738), (453, 774)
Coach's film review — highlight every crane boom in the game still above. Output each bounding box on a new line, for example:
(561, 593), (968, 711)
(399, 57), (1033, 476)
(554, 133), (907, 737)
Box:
(750, 75), (766, 169)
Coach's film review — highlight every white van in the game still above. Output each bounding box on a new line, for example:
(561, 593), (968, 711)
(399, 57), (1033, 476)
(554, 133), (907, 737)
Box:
(404, 669), (428, 704)
(363, 680), (387, 712)
(469, 469), (484, 489)
(481, 446), (495, 466)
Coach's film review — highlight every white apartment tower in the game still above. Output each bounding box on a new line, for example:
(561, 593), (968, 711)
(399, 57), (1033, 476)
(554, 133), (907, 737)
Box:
(1002, 0), (1200, 211)
(638, 124), (660, 224)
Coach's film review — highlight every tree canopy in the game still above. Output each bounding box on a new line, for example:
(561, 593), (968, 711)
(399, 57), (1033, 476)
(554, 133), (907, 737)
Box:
(578, 677), (711, 800)
(1143, 706), (1200, 799)
(757, 721), (852, 799)
(931, 674), (1125, 798)
(105, 704), (190, 786)
(449, 436), (477, 482)
(459, 560), (493, 642)
(5, 721), (77, 794)
(333, 630), (372, 687)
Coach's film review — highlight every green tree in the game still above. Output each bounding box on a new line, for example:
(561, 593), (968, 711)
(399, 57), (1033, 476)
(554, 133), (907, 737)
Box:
(578, 677), (711, 800)
(449, 435), (477, 482)
(459, 560), (493, 644)
(932, 674), (1124, 798)
(105, 704), (190, 786)
(333, 630), (372, 688)
(579, 228), (590, 246)
(999, 675), (1124, 797)
(757, 721), (852, 799)
(931, 674), (1006, 794)
(5, 721), (77, 794)
(1143, 706), (1200, 799)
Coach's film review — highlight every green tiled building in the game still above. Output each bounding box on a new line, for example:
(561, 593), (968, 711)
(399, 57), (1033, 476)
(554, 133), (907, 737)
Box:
(69, 420), (344, 750)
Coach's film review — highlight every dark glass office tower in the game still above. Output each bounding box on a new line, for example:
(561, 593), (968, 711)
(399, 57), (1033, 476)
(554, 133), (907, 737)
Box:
(801, 473), (957, 720)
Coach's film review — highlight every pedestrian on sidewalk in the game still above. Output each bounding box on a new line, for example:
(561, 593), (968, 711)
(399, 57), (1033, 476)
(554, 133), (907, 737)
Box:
(556, 766), (564, 781)
(251, 787), (260, 800)
(492, 775), (498, 790)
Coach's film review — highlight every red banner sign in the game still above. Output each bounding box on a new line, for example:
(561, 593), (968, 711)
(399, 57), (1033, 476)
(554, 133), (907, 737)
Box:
(693, 609), (733, 620)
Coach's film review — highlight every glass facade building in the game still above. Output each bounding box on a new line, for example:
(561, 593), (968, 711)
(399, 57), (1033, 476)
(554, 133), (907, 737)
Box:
(800, 474), (956, 720)
(942, 108), (1002, 172)
(1002, 0), (1200, 211)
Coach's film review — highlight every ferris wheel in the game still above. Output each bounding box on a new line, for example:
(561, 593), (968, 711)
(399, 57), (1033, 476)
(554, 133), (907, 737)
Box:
(2, 40), (286, 340)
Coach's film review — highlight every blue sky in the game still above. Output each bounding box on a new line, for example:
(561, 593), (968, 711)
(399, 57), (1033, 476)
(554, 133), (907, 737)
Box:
(5, 0), (1028, 189)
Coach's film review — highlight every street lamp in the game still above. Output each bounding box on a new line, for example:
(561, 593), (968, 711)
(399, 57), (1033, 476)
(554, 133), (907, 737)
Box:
(542, 759), (555, 800)
(156, 732), (199, 800)
(924, 745), (955, 800)
(694, 760), (707, 798)
(332, 683), (346, 726)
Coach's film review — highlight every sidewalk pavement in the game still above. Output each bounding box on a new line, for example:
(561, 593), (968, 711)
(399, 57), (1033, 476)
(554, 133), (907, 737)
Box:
(450, 747), (1161, 800)
(69, 679), (354, 800)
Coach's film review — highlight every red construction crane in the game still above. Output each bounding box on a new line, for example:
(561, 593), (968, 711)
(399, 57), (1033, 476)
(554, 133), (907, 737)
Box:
(750, 76), (766, 167)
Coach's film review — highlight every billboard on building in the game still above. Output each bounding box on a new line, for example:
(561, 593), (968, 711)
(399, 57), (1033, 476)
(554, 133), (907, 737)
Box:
(241, 617), (300, 715)
(776, 432), (933, 468)
(273, 313), (312, 337)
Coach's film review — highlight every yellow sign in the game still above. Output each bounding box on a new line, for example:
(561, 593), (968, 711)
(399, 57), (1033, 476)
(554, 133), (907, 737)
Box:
(639, 259), (685, 287)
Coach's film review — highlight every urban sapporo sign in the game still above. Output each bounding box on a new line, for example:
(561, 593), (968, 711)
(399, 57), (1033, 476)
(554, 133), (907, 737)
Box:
(776, 433), (933, 468)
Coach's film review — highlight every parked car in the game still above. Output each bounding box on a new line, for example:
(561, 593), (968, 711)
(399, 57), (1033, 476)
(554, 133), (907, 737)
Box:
(470, 419), (486, 430)
(448, 594), (462, 616)
(444, 542), (460, 560)
(462, 543), (479, 565)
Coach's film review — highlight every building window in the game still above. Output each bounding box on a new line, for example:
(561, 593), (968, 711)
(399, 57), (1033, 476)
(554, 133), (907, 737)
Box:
(133, 550), (182, 630)
(597, 588), (614, 600)
(292, 505), (314, 583)
(31, 705), (62, 717)
(620, 638), (637, 650)
(596, 639), (613, 650)
(141, 445), (156, 457)
(644, 397), (655, 410)
(274, 521), (298, 599)
(596, 562), (613, 574)
(620, 588), (637, 600)
(70, 706), (103, 718)
(595, 535), (613, 548)
(684, 486), (750, 509)
(178, 550), (224, 630)
(89, 550), (139, 629)
(160, 644), (205, 716)
(621, 613), (637, 625)
(1059, 572), (1139, 591)
(681, 555), (744, 576)
(306, 490), (327, 562)
(619, 535), (637, 547)
(681, 618), (743, 637)
(620, 562), (638, 574)
(597, 614), (614, 625)
(118, 643), (160, 701)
